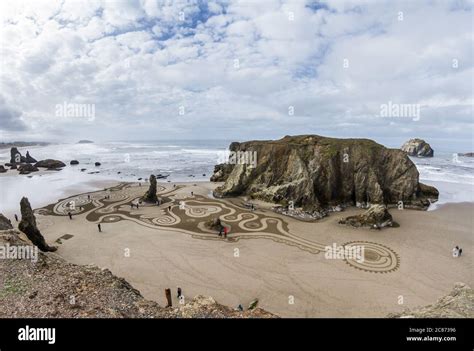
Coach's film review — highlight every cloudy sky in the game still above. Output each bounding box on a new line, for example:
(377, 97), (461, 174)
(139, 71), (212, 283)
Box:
(0, 0), (472, 148)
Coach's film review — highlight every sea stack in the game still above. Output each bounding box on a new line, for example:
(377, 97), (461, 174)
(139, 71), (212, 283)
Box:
(213, 135), (439, 212)
(142, 174), (158, 203)
(18, 197), (57, 252)
(401, 138), (434, 157)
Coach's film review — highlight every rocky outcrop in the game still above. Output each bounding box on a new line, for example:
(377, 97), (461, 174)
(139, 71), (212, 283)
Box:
(389, 283), (473, 318)
(0, 214), (13, 230)
(142, 175), (158, 203)
(18, 197), (57, 252)
(35, 159), (66, 169)
(25, 151), (37, 163)
(10, 147), (26, 163)
(70, 160), (79, 165)
(213, 135), (438, 212)
(338, 205), (394, 229)
(95, 162), (101, 166)
(18, 164), (39, 175)
(0, 230), (275, 318)
(9, 148), (37, 163)
(210, 163), (234, 182)
(401, 139), (434, 157)
(458, 152), (474, 157)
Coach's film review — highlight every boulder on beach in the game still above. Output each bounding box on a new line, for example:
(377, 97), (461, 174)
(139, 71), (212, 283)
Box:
(0, 165), (7, 173)
(0, 213), (13, 230)
(338, 205), (394, 229)
(18, 163), (39, 175)
(213, 135), (438, 213)
(142, 175), (158, 203)
(95, 162), (101, 166)
(18, 197), (57, 252)
(35, 159), (66, 169)
(70, 160), (79, 165)
(25, 151), (37, 163)
(401, 138), (434, 157)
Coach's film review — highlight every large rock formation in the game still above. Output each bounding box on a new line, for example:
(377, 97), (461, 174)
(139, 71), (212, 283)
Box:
(18, 197), (57, 252)
(9, 147), (37, 163)
(10, 147), (26, 163)
(0, 213), (13, 230)
(142, 175), (158, 203)
(213, 135), (438, 211)
(338, 205), (394, 229)
(210, 163), (234, 182)
(401, 138), (434, 157)
(389, 283), (473, 318)
(35, 159), (66, 169)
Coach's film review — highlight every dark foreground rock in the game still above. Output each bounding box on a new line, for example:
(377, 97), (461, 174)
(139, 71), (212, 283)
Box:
(18, 197), (56, 252)
(25, 151), (37, 163)
(401, 138), (434, 157)
(213, 135), (438, 212)
(142, 175), (158, 203)
(18, 164), (39, 175)
(0, 214), (13, 230)
(35, 159), (66, 169)
(0, 165), (7, 173)
(70, 160), (79, 165)
(0, 230), (275, 318)
(338, 205), (394, 229)
(389, 283), (473, 318)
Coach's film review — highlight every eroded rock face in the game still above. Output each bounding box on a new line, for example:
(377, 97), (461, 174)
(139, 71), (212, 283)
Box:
(34, 159), (66, 169)
(18, 197), (57, 252)
(210, 163), (234, 182)
(401, 139), (434, 157)
(389, 283), (473, 318)
(10, 147), (26, 164)
(142, 174), (158, 203)
(214, 135), (438, 211)
(339, 205), (393, 229)
(0, 214), (13, 230)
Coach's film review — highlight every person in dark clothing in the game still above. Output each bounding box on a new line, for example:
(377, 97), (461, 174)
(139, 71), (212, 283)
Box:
(14, 214), (18, 222)
(459, 248), (463, 256)
(68, 212), (72, 220)
(168, 205), (171, 211)
(98, 223), (102, 232)
(88, 195), (90, 200)
(218, 227), (223, 237)
(177, 287), (182, 298)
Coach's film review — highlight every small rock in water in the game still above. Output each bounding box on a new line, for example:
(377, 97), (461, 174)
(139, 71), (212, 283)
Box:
(95, 162), (101, 166)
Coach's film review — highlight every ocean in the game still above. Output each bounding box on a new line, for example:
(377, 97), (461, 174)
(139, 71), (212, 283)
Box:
(0, 140), (472, 215)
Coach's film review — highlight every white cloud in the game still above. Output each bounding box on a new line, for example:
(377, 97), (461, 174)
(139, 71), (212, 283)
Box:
(0, 0), (472, 146)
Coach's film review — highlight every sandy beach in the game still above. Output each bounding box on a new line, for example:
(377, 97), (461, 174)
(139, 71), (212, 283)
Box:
(15, 180), (471, 318)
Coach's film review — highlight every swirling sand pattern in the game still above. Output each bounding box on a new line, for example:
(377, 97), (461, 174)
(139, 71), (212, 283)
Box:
(37, 183), (400, 273)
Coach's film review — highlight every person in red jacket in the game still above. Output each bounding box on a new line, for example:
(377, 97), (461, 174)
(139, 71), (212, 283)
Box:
(224, 226), (228, 238)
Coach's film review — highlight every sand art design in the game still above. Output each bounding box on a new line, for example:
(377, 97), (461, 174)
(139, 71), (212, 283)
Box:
(37, 183), (400, 273)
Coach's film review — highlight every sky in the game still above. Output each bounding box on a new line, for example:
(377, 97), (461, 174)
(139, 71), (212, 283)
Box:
(0, 0), (472, 149)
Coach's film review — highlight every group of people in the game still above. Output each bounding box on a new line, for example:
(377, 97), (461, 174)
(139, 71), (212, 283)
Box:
(218, 226), (229, 238)
(452, 246), (463, 257)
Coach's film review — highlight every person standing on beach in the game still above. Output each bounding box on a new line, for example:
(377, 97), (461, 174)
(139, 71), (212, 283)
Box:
(98, 223), (102, 232)
(459, 248), (463, 256)
(177, 287), (182, 299)
(224, 226), (228, 239)
(218, 227), (223, 237)
(68, 212), (72, 220)
(14, 214), (18, 222)
(88, 195), (90, 200)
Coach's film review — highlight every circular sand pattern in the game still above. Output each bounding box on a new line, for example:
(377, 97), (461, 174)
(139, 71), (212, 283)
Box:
(184, 204), (221, 218)
(342, 241), (400, 273)
(102, 215), (121, 223)
(53, 196), (90, 215)
(151, 215), (180, 226)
